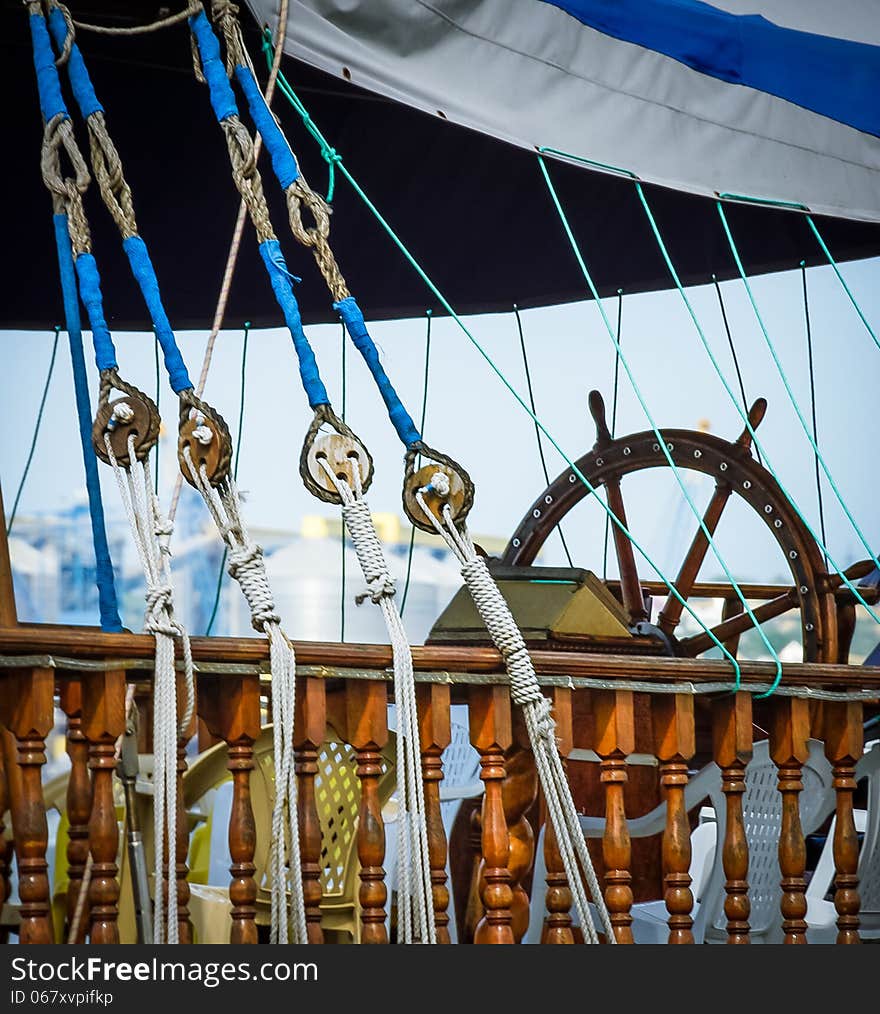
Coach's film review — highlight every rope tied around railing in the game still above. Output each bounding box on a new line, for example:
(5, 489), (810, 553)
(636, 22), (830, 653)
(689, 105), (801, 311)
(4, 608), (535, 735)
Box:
(414, 477), (613, 944)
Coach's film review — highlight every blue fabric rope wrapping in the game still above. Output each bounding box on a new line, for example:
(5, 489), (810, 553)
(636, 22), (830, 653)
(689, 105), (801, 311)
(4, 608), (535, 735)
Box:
(46, 8), (103, 119)
(52, 215), (123, 632)
(336, 297), (421, 447)
(29, 12), (68, 123)
(122, 237), (192, 393)
(189, 11), (239, 123)
(234, 64), (299, 190)
(73, 254), (118, 373)
(259, 240), (330, 407)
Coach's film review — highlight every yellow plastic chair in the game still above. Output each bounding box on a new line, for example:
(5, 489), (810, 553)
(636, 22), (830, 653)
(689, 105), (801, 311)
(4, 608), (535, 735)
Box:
(181, 724), (397, 943)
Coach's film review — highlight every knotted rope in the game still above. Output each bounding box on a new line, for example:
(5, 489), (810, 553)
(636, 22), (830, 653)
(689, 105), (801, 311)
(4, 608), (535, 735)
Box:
(317, 458), (435, 944)
(415, 475), (613, 945)
(104, 427), (194, 944)
(181, 417), (307, 944)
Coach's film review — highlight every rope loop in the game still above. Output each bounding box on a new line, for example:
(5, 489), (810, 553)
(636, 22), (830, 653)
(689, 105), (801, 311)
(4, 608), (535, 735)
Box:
(41, 113), (91, 250)
(87, 111), (138, 238)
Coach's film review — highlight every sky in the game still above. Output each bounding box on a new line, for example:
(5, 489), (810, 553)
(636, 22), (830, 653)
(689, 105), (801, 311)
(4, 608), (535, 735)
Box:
(1, 254), (879, 599)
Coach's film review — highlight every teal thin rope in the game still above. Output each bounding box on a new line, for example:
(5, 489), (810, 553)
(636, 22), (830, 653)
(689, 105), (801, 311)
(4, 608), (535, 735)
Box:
(514, 304), (574, 568)
(400, 310), (432, 616)
(538, 156), (780, 691)
(260, 42), (746, 689)
(629, 175), (880, 629)
(801, 262), (828, 568)
(805, 216), (879, 353)
(340, 320), (346, 642)
(7, 325), (61, 534)
(603, 290), (623, 581)
(717, 203), (880, 580)
(205, 321), (251, 636)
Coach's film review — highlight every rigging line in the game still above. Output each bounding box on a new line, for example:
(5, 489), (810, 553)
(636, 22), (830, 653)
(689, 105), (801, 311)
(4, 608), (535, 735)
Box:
(69, 2), (202, 36)
(514, 304), (574, 569)
(261, 49), (747, 691)
(205, 320), (251, 636)
(537, 157), (783, 693)
(805, 216), (880, 354)
(717, 203), (880, 580)
(801, 262), (829, 569)
(341, 320), (346, 642)
(168, 0), (289, 525)
(602, 290), (623, 581)
(712, 274), (761, 466)
(401, 310), (433, 616)
(7, 325), (61, 535)
(153, 331), (160, 495)
(629, 172), (880, 626)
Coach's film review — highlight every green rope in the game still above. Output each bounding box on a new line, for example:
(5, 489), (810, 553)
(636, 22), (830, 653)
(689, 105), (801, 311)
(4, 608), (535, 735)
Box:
(206, 321), (250, 636)
(717, 202), (880, 584)
(538, 155), (781, 691)
(400, 310), (432, 616)
(712, 274), (760, 466)
(801, 262), (828, 569)
(514, 304), (574, 568)
(628, 175), (879, 628)
(7, 326), (61, 535)
(805, 215), (880, 353)
(260, 38), (748, 690)
(603, 290), (623, 581)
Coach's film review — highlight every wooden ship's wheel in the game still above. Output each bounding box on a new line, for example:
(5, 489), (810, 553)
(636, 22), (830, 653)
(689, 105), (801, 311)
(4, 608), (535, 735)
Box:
(433, 389), (876, 937)
(501, 389), (848, 664)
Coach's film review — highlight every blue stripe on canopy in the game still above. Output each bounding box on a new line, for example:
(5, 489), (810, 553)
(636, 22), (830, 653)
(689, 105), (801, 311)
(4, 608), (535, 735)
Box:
(541, 0), (880, 138)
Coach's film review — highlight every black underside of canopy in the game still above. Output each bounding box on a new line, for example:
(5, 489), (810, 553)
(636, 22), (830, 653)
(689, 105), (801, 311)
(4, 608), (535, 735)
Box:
(4, 1), (880, 330)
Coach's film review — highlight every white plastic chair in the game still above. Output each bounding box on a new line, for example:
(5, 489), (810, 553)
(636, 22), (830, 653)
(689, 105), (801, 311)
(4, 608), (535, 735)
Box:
(384, 708), (482, 942)
(526, 738), (836, 943)
(804, 740), (880, 942)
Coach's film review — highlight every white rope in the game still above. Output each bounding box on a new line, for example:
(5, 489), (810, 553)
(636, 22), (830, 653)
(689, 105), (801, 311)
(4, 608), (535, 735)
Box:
(317, 458), (436, 944)
(181, 419), (307, 944)
(103, 423), (193, 945)
(415, 475), (615, 944)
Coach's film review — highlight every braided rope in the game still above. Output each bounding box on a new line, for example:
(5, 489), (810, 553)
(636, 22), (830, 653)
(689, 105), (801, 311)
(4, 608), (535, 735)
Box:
(181, 442), (307, 944)
(414, 478), (614, 944)
(317, 457), (435, 944)
(40, 113), (91, 251)
(104, 431), (194, 945)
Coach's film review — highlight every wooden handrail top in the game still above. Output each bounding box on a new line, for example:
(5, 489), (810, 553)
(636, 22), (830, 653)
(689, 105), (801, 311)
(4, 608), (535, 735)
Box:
(1, 625), (879, 692)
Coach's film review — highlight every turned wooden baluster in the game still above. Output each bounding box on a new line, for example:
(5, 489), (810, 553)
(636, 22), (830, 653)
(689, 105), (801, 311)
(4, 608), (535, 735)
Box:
(652, 693), (696, 943)
(295, 675), (326, 944)
(82, 669), (126, 945)
(174, 673), (196, 944)
(540, 687), (575, 944)
(416, 682), (453, 943)
(200, 673), (261, 944)
(59, 678), (93, 943)
(769, 696), (811, 944)
(507, 714), (539, 943)
(0, 730), (11, 936)
(712, 692), (753, 943)
(1, 668), (54, 943)
(469, 684), (514, 944)
(592, 688), (635, 943)
(329, 680), (388, 943)
(824, 700), (863, 944)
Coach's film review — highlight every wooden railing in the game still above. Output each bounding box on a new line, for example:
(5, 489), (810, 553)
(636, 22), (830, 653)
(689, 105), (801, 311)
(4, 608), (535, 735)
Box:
(0, 621), (877, 945)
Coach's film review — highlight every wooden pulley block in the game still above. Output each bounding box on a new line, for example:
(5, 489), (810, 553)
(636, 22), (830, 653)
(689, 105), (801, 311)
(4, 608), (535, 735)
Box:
(305, 432), (371, 497)
(178, 409), (230, 488)
(92, 392), (158, 467)
(403, 463), (467, 533)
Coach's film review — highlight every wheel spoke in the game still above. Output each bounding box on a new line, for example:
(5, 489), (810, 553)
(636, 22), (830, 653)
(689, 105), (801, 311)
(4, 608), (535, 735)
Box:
(604, 476), (648, 625)
(657, 484), (732, 636)
(679, 590), (796, 657)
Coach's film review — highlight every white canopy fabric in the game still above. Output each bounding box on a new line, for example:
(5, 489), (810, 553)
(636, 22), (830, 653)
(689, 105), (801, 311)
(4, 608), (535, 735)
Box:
(247, 0), (880, 222)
